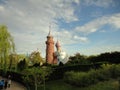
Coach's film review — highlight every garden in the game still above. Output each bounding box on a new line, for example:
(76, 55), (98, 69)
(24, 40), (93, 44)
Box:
(0, 25), (120, 90)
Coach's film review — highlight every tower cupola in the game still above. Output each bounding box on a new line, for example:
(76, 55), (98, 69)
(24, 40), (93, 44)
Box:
(55, 40), (61, 51)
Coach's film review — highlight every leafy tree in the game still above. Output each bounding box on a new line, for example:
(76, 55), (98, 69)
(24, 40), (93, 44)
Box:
(17, 54), (26, 60)
(67, 53), (89, 65)
(17, 58), (27, 71)
(87, 51), (120, 64)
(9, 53), (18, 71)
(23, 66), (52, 90)
(29, 51), (44, 66)
(0, 25), (15, 71)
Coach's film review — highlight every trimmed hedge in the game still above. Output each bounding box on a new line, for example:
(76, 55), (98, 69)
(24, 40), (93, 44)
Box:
(64, 64), (120, 87)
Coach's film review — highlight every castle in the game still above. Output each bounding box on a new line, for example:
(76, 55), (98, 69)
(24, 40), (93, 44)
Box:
(46, 29), (59, 64)
(45, 29), (67, 65)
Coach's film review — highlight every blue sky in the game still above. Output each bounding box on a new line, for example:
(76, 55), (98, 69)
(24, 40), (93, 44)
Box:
(0, 0), (120, 57)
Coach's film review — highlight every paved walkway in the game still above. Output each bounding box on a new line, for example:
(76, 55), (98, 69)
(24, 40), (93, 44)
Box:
(0, 76), (27, 90)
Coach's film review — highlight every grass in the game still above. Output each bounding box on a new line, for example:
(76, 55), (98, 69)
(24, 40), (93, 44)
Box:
(36, 79), (120, 90)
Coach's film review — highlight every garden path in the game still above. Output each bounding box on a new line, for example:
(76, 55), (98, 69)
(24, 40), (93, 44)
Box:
(0, 76), (27, 90)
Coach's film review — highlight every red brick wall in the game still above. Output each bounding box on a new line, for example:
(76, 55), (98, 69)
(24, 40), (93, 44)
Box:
(46, 36), (54, 64)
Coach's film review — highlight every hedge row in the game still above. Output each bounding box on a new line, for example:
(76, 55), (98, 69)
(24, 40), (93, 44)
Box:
(49, 63), (102, 80)
(64, 64), (120, 87)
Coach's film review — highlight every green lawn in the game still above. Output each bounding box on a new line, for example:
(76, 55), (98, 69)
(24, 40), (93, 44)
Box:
(36, 79), (119, 90)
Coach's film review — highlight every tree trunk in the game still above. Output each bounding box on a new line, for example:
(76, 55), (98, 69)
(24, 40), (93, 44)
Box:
(34, 77), (37, 90)
(4, 49), (7, 72)
(9, 57), (12, 70)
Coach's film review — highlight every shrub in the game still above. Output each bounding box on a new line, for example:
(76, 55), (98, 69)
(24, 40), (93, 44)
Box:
(64, 71), (92, 87)
(64, 64), (120, 87)
(115, 64), (120, 77)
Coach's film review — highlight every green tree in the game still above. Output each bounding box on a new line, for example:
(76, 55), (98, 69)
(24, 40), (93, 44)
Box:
(9, 53), (18, 71)
(17, 58), (27, 71)
(0, 25), (15, 71)
(23, 66), (52, 90)
(29, 51), (44, 66)
(68, 53), (89, 65)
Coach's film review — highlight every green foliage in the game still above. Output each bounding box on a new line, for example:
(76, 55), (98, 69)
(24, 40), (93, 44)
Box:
(36, 79), (119, 90)
(87, 51), (120, 64)
(17, 58), (27, 71)
(64, 71), (95, 87)
(29, 51), (44, 66)
(22, 66), (52, 90)
(64, 64), (120, 87)
(68, 53), (89, 65)
(68, 51), (120, 65)
(8, 53), (18, 71)
(50, 63), (102, 80)
(0, 25), (15, 71)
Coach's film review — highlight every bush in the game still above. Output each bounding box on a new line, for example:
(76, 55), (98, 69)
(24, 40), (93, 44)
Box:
(49, 63), (102, 80)
(64, 71), (91, 87)
(64, 64), (120, 87)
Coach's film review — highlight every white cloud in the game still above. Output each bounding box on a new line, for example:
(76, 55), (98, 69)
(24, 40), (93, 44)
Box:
(99, 30), (106, 33)
(0, 5), (4, 12)
(73, 35), (88, 42)
(75, 13), (120, 34)
(74, 0), (80, 4)
(0, 0), (78, 33)
(84, 0), (115, 8)
(109, 14), (120, 29)
(80, 45), (120, 55)
(0, 0), (80, 56)
(0, 0), (119, 57)
(53, 30), (74, 45)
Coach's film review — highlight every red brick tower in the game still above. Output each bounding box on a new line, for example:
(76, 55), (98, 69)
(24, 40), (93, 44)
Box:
(46, 29), (54, 64)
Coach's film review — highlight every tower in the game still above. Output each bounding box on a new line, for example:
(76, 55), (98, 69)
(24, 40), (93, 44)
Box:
(55, 40), (61, 52)
(46, 28), (54, 64)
